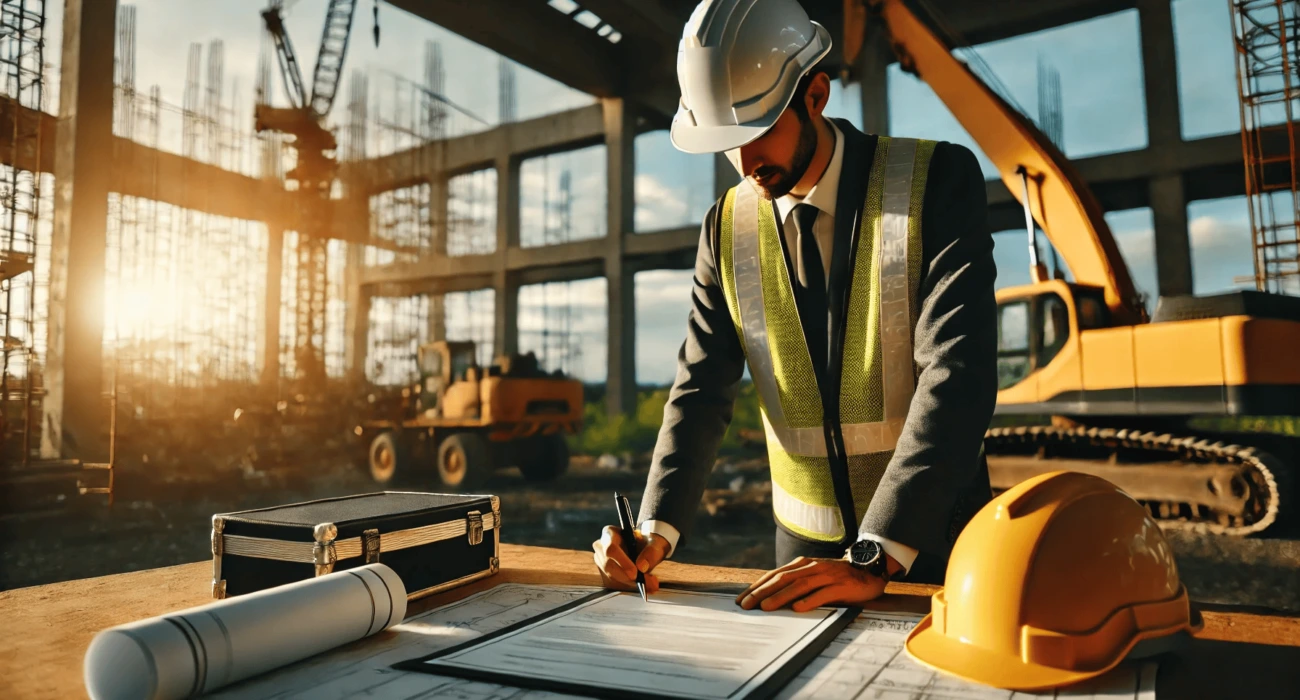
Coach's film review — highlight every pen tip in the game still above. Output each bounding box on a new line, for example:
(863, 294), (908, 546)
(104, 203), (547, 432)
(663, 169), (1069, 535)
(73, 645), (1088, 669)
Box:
(639, 585), (648, 602)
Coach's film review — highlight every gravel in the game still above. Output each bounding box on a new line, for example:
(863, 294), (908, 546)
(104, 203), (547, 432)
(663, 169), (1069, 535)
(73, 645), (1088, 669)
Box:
(4, 453), (1298, 614)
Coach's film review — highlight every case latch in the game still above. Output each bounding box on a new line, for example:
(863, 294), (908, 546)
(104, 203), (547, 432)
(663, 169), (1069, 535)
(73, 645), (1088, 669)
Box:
(313, 522), (338, 577)
(467, 510), (484, 546)
(363, 528), (381, 564)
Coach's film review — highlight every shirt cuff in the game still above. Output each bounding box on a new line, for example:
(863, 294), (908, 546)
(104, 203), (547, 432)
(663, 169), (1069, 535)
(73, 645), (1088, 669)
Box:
(637, 520), (680, 559)
(856, 532), (918, 574)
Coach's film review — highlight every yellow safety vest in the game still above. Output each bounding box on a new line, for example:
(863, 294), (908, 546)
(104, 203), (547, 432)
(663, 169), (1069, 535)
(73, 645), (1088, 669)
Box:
(718, 136), (936, 542)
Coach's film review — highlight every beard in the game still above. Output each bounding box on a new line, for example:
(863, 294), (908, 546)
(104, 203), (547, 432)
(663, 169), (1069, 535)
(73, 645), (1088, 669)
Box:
(749, 113), (819, 200)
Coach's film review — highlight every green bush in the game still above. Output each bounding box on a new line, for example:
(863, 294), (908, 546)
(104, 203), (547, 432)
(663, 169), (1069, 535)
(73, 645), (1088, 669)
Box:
(1188, 415), (1300, 437)
(570, 381), (764, 456)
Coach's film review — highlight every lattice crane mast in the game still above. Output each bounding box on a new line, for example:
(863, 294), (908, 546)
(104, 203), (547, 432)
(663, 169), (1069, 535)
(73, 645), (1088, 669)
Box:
(256, 0), (360, 385)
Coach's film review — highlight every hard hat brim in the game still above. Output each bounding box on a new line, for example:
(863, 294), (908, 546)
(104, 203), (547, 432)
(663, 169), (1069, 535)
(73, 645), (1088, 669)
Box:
(669, 22), (833, 154)
(904, 614), (1105, 691)
(669, 116), (773, 154)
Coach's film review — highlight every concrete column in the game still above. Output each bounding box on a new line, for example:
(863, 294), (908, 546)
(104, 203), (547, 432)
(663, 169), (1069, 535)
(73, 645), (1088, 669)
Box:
(857, 19), (893, 137)
(42, 0), (118, 460)
(493, 271), (518, 358)
(604, 98), (637, 417)
(714, 152), (737, 200)
(495, 153), (519, 253)
(431, 172), (450, 256)
(1139, 0), (1192, 296)
(344, 244), (371, 382)
(489, 152), (519, 359)
(1150, 173), (1193, 296)
(260, 226), (284, 389)
(427, 293), (445, 342)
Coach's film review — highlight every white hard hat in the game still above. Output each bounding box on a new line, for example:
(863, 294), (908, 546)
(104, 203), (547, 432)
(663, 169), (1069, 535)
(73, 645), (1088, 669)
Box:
(670, 0), (833, 154)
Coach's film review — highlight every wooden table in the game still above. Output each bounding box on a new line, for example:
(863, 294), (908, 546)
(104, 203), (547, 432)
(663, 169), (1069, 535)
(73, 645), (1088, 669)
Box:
(2, 543), (1298, 698)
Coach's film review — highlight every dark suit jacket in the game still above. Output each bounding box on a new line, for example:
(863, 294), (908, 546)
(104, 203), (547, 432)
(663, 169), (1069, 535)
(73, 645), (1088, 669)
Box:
(636, 118), (998, 578)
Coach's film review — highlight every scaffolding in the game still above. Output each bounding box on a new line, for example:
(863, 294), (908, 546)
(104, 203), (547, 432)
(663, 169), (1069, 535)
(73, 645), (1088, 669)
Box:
(517, 164), (583, 379)
(444, 289), (495, 367)
(363, 42), (442, 386)
(0, 0), (47, 464)
(107, 32), (271, 428)
(1231, 0), (1300, 294)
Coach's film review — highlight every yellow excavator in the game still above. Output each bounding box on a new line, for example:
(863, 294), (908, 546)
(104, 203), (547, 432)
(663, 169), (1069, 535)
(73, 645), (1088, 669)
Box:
(864, 0), (1300, 535)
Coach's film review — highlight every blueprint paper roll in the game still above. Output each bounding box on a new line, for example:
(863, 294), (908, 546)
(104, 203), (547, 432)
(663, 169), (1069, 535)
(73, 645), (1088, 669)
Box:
(84, 563), (407, 700)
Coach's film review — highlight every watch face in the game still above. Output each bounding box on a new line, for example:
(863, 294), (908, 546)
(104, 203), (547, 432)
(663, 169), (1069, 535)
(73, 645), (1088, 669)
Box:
(850, 539), (883, 566)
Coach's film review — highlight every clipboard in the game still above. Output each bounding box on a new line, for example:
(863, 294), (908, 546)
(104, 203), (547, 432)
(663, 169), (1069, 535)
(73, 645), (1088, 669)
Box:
(394, 587), (859, 700)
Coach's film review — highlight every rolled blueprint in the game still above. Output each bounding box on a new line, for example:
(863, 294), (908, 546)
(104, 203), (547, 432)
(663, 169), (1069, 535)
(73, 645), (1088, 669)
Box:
(84, 563), (407, 700)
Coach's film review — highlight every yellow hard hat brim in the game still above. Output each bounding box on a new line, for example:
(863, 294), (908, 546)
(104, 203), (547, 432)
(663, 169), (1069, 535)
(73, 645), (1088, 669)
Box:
(904, 614), (1105, 691)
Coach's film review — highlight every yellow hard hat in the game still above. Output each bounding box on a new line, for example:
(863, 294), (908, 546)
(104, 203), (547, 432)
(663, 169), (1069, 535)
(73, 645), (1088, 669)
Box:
(904, 470), (1201, 690)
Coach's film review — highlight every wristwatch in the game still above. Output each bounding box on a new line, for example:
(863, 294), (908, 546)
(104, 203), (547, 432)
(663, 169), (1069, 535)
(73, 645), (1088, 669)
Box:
(845, 538), (891, 582)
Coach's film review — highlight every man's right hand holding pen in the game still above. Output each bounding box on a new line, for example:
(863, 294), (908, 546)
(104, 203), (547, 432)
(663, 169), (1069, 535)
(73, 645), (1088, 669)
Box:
(592, 526), (671, 594)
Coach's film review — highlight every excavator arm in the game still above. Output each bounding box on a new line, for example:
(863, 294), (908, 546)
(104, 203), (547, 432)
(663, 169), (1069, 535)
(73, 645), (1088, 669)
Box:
(864, 0), (1146, 324)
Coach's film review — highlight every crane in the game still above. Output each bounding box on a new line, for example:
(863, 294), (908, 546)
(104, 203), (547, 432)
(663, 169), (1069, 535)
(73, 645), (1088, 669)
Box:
(255, 0), (359, 190)
(256, 0), (360, 385)
(860, 0), (1300, 535)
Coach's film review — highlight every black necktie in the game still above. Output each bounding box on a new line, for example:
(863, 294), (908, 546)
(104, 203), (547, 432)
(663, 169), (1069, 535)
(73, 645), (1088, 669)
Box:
(792, 203), (828, 377)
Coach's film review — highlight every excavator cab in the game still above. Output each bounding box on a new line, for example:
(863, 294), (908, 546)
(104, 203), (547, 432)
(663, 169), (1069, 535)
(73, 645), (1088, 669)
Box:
(994, 281), (1110, 401)
(415, 341), (478, 412)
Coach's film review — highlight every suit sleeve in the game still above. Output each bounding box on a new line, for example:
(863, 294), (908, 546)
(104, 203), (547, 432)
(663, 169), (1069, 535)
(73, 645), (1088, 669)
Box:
(857, 141), (999, 558)
(636, 201), (748, 547)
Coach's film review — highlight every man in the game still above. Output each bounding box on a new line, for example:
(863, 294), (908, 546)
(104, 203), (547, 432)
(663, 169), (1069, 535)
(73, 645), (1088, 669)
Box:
(593, 0), (997, 611)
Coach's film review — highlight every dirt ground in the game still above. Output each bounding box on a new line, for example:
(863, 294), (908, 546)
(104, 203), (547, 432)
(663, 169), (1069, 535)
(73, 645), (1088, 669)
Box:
(3, 449), (1300, 614)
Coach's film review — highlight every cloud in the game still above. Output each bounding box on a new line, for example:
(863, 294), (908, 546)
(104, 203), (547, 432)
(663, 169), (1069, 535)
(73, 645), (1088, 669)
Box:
(1188, 212), (1255, 294)
(634, 174), (690, 231)
(1190, 214), (1250, 252)
(635, 270), (694, 384)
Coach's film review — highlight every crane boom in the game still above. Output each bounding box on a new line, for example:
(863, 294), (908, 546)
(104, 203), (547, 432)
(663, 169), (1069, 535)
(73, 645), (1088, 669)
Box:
(308, 0), (359, 119)
(868, 0), (1145, 324)
(261, 6), (308, 110)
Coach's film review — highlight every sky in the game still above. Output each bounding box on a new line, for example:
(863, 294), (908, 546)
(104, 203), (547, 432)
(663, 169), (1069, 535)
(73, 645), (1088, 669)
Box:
(41, 0), (1253, 386)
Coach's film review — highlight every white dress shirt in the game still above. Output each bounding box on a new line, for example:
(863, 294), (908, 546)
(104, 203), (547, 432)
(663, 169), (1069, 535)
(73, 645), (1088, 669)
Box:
(641, 120), (920, 575)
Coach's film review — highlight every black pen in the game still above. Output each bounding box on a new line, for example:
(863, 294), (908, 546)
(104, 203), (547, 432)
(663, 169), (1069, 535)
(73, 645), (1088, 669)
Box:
(614, 491), (648, 602)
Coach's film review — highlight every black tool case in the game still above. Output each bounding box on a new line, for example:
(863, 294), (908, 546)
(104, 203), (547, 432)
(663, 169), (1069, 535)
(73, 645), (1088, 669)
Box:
(210, 492), (500, 600)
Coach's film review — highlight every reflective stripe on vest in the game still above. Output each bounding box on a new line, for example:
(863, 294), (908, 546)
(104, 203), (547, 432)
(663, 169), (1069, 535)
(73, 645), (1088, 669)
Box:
(718, 136), (935, 541)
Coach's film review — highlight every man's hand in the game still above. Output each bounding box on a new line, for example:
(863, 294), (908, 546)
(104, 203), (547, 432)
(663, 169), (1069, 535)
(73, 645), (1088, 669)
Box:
(735, 556), (892, 612)
(592, 525), (670, 594)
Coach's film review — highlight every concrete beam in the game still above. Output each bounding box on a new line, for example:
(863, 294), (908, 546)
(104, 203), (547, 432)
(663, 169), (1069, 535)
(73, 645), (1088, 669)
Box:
(605, 98), (637, 416)
(365, 134), (1246, 290)
(111, 137), (284, 223)
(0, 101), (308, 230)
(929, 0), (1137, 46)
(570, 0), (684, 41)
(622, 0), (1139, 118)
(518, 260), (608, 287)
(626, 226), (699, 258)
(986, 134), (1243, 225)
(359, 228), (700, 286)
(347, 104), (605, 194)
(42, 0), (117, 461)
(383, 0), (625, 98)
(0, 100), (56, 173)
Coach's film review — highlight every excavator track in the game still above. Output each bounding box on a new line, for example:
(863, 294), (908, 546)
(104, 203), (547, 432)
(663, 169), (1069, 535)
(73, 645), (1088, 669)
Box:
(984, 426), (1291, 536)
